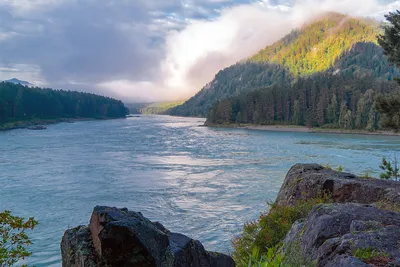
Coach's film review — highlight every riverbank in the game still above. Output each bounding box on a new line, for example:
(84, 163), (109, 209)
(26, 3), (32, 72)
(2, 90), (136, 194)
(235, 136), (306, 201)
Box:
(204, 123), (400, 136)
(0, 117), (125, 131)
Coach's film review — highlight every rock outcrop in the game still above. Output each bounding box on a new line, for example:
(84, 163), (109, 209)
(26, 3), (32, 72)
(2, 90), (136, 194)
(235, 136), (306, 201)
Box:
(61, 206), (235, 267)
(283, 203), (400, 267)
(276, 164), (400, 207)
(279, 164), (400, 267)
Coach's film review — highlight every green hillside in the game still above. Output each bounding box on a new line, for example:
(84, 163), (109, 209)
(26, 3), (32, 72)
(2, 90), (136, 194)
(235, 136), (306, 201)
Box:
(169, 13), (397, 118)
(250, 13), (378, 76)
(140, 101), (185, 115)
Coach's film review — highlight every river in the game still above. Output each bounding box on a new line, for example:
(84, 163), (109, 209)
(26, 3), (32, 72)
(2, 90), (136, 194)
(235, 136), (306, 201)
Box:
(1, 115), (399, 266)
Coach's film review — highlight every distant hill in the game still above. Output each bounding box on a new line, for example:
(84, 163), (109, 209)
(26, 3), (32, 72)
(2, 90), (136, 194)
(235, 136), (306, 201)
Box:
(126, 101), (185, 115)
(4, 78), (34, 87)
(125, 103), (148, 114)
(140, 101), (185, 115)
(169, 12), (399, 118)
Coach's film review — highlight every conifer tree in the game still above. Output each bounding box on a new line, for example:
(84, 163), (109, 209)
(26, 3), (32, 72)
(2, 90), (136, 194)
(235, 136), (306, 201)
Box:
(377, 10), (400, 131)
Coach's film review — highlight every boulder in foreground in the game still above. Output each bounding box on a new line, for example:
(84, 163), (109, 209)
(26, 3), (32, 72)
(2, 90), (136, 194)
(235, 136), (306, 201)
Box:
(61, 206), (235, 267)
(276, 164), (400, 207)
(284, 203), (400, 267)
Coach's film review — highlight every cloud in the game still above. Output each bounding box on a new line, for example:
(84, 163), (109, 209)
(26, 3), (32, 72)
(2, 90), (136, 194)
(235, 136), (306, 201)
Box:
(1, 0), (400, 102)
(0, 0), (184, 89)
(100, 0), (400, 102)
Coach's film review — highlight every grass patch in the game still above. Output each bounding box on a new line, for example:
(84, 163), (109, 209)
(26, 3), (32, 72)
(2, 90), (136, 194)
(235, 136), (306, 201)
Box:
(232, 194), (331, 267)
(360, 170), (374, 179)
(374, 201), (400, 213)
(353, 248), (390, 264)
(336, 165), (343, 172)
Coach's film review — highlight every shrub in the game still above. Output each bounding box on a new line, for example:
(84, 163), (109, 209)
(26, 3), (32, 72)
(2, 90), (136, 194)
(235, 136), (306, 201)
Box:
(232, 194), (331, 266)
(336, 165), (343, 172)
(0, 210), (38, 267)
(247, 246), (283, 267)
(379, 156), (399, 181)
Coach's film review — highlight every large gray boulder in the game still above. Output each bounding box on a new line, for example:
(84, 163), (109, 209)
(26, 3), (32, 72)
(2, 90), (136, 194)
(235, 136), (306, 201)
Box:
(283, 203), (400, 267)
(276, 164), (400, 207)
(61, 206), (235, 267)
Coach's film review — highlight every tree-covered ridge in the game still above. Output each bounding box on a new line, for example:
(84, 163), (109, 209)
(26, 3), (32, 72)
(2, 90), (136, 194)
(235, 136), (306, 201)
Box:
(250, 12), (379, 76)
(168, 63), (291, 117)
(206, 72), (399, 130)
(169, 13), (394, 118)
(139, 101), (185, 115)
(170, 41), (400, 118)
(333, 42), (400, 80)
(0, 82), (128, 126)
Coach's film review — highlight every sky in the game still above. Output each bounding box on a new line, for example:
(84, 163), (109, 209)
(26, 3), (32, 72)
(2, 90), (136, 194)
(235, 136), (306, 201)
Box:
(0, 0), (400, 102)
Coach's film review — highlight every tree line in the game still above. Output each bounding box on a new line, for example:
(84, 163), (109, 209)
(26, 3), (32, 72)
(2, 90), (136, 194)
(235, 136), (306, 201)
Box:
(0, 82), (128, 125)
(206, 72), (399, 131)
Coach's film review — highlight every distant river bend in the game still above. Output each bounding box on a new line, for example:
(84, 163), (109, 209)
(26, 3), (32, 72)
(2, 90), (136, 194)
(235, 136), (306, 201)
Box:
(1, 115), (399, 266)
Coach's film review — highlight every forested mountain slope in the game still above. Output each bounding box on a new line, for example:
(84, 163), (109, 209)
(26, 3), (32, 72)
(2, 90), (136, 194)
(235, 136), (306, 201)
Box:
(0, 82), (128, 127)
(206, 72), (399, 130)
(169, 13), (399, 118)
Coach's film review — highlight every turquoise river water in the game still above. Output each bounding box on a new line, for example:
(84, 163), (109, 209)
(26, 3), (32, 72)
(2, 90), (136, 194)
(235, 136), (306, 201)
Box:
(1, 115), (399, 266)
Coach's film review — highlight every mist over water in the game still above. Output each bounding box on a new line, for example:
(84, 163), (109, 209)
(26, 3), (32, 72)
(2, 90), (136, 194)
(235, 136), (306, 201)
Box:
(1, 115), (399, 266)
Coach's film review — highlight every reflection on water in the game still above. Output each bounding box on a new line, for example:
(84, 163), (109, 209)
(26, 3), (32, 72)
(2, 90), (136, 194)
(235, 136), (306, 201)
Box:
(0, 115), (399, 266)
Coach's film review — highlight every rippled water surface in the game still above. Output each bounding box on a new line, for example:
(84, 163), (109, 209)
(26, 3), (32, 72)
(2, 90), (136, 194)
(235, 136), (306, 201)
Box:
(1, 115), (399, 266)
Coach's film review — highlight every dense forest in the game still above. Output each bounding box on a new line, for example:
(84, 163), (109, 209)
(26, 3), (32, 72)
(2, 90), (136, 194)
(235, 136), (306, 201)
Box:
(206, 72), (399, 130)
(0, 82), (128, 126)
(169, 13), (400, 118)
(168, 62), (291, 117)
(250, 13), (378, 76)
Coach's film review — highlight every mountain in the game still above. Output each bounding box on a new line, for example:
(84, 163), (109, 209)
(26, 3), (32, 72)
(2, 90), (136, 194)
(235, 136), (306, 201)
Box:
(4, 78), (34, 87)
(168, 12), (399, 118)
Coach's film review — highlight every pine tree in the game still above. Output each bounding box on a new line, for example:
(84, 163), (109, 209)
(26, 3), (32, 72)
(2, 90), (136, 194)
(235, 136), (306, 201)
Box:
(376, 94), (400, 132)
(292, 100), (302, 125)
(236, 112), (243, 124)
(366, 102), (379, 131)
(344, 110), (353, 129)
(355, 97), (366, 129)
(378, 10), (400, 75)
(253, 110), (260, 124)
(327, 94), (338, 124)
(376, 10), (400, 131)
(339, 101), (349, 128)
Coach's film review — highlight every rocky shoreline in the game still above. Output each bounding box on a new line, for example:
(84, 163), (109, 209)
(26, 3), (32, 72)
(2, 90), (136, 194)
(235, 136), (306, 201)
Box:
(61, 164), (400, 266)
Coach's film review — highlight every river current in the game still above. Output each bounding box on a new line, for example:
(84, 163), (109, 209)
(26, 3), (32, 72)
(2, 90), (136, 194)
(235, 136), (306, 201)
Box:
(1, 115), (399, 266)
